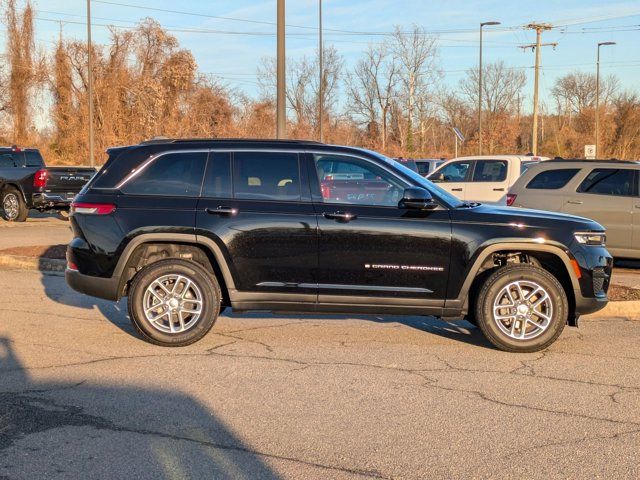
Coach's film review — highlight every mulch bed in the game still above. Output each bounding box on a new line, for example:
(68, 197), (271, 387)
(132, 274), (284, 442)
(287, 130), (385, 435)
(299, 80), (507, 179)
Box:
(608, 284), (640, 302)
(0, 244), (67, 260)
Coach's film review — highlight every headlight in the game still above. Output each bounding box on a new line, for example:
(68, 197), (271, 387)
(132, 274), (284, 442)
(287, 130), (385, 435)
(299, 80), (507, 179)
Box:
(574, 232), (606, 246)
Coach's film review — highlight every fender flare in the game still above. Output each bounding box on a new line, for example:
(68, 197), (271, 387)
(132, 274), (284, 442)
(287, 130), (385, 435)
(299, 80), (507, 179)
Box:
(445, 240), (579, 312)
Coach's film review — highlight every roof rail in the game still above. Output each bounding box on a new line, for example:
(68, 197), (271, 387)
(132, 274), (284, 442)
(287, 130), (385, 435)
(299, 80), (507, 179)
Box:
(546, 158), (639, 164)
(139, 137), (324, 145)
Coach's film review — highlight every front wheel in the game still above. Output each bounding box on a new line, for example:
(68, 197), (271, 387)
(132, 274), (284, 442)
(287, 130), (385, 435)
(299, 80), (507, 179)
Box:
(128, 259), (221, 347)
(475, 264), (568, 353)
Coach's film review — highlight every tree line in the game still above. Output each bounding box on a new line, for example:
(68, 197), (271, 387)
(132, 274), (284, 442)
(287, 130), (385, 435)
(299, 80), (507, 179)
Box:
(1, 0), (639, 165)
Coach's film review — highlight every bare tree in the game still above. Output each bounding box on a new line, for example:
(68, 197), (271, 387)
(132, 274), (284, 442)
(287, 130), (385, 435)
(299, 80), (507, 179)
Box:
(345, 43), (398, 149)
(551, 71), (618, 116)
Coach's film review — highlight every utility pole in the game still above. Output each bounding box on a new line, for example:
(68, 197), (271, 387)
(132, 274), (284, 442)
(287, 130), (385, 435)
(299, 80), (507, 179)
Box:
(519, 23), (556, 156)
(86, 0), (95, 167)
(318, 0), (323, 142)
(596, 41), (616, 158)
(276, 0), (286, 139)
(478, 21), (500, 155)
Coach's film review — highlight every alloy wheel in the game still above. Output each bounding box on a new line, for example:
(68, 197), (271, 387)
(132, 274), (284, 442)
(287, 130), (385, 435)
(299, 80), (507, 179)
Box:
(492, 280), (553, 340)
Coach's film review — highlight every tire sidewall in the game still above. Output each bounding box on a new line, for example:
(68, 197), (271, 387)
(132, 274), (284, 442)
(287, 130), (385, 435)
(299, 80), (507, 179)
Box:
(477, 266), (567, 352)
(128, 259), (220, 346)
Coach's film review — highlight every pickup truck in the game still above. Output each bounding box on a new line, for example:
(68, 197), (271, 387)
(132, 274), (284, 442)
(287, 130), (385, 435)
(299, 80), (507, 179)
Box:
(0, 146), (96, 221)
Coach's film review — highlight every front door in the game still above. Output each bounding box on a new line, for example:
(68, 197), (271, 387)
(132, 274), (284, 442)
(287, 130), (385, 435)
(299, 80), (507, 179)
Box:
(429, 159), (472, 201)
(310, 152), (452, 308)
(196, 151), (318, 302)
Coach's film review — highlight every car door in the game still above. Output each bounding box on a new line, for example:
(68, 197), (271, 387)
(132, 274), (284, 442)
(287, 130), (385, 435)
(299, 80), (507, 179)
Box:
(464, 159), (509, 203)
(562, 167), (634, 255)
(428, 160), (472, 200)
(310, 152), (452, 308)
(196, 150), (318, 301)
(634, 171), (640, 258)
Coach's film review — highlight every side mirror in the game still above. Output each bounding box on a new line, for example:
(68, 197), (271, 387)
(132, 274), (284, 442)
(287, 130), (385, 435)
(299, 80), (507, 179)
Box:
(399, 187), (437, 210)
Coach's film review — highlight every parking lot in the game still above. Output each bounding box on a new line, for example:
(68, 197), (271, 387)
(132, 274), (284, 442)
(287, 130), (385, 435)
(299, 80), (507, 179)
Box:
(1, 217), (639, 479)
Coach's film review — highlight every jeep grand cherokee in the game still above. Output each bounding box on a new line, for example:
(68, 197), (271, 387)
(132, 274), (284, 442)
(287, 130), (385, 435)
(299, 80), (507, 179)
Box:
(66, 139), (612, 352)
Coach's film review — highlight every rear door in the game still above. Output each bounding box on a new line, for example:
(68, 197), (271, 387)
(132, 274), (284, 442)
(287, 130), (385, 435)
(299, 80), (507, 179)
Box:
(429, 160), (472, 200)
(631, 170), (640, 258)
(465, 159), (509, 203)
(562, 167), (634, 254)
(196, 150), (317, 301)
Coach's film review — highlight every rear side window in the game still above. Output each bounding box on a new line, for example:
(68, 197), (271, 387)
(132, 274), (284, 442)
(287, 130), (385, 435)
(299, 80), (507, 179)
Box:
(0, 154), (18, 167)
(577, 168), (635, 197)
(233, 152), (300, 201)
(472, 160), (507, 182)
(120, 151), (207, 196)
(526, 169), (580, 190)
(25, 151), (44, 167)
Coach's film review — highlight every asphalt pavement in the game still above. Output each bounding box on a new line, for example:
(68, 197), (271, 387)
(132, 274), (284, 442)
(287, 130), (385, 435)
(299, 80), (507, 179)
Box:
(1, 267), (639, 479)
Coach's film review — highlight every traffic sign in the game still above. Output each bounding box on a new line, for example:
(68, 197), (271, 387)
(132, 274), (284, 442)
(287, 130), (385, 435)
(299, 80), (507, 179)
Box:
(585, 144), (596, 159)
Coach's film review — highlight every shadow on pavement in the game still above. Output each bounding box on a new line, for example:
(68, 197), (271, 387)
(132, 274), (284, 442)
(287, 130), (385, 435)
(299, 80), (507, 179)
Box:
(0, 336), (280, 479)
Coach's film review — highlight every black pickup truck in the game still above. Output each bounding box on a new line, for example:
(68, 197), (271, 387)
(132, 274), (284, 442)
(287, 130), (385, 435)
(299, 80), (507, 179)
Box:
(0, 146), (96, 221)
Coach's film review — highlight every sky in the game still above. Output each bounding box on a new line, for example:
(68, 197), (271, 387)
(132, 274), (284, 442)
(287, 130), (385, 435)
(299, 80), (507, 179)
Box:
(4, 0), (640, 111)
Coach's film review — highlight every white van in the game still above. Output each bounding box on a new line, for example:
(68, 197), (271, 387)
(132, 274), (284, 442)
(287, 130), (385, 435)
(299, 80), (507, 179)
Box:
(427, 155), (548, 203)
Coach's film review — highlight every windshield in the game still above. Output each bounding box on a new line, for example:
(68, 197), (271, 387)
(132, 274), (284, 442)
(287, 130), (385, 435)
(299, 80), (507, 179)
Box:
(361, 149), (466, 208)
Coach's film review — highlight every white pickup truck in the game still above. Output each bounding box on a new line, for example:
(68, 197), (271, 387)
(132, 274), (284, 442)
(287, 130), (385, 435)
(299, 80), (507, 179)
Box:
(428, 154), (548, 204)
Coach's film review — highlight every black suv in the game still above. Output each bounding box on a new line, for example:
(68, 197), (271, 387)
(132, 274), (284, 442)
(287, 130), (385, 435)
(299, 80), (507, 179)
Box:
(66, 139), (612, 352)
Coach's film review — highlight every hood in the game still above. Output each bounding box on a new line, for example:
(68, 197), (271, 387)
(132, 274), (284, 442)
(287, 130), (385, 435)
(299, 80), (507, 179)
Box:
(459, 203), (605, 232)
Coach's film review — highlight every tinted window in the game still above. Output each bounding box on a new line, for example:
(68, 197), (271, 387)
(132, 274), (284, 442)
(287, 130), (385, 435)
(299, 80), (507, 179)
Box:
(202, 152), (232, 198)
(25, 151), (44, 167)
(577, 168), (634, 197)
(416, 162), (432, 175)
(315, 154), (407, 207)
(0, 154), (18, 168)
(433, 161), (471, 183)
(472, 160), (508, 182)
(526, 169), (580, 190)
(121, 151), (207, 196)
(233, 152), (300, 201)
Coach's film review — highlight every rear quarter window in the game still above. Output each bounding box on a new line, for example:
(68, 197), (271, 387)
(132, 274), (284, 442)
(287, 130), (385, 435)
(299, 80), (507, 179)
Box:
(577, 168), (635, 197)
(526, 168), (580, 190)
(119, 151), (207, 197)
(25, 151), (44, 167)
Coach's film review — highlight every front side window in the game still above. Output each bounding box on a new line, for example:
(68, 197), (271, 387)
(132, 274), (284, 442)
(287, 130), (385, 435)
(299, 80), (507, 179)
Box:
(527, 169), (580, 190)
(577, 168), (634, 197)
(233, 152), (300, 201)
(432, 161), (471, 183)
(472, 160), (508, 182)
(315, 154), (407, 207)
(120, 151), (207, 196)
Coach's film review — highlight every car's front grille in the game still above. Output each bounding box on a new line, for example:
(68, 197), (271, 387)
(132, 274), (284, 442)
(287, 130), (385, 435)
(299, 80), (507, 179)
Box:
(592, 267), (609, 295)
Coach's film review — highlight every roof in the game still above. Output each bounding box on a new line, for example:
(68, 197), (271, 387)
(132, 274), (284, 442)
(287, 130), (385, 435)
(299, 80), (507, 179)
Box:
(546, 158), (640, 165)
(139, 137), (324, 146)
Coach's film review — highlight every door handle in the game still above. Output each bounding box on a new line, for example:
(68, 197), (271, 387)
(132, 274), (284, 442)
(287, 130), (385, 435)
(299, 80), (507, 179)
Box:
(323, 211), (357, 222)
(493, 188), (505, 192)
(451, 188), (463, 192)
(205, 206), (238, 216)
(567, 200), (583, 205)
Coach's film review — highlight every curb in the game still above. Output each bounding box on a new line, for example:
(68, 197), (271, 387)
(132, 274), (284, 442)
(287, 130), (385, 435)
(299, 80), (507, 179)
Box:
(0, 253), (66, 273)
(584, 301), (640, 320)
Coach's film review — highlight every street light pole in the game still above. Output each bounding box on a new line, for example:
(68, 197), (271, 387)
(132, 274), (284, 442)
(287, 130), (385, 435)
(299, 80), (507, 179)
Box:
(86, 0), (95, 167)
(596, 41), (616, 158)
(318, 0), (323, 142)
(276, 0), (286, 139)
(478, 21), (500, 155)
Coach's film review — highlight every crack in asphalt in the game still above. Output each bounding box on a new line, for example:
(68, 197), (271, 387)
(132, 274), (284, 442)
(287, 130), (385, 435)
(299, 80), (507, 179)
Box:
(0, 392), (389, 479)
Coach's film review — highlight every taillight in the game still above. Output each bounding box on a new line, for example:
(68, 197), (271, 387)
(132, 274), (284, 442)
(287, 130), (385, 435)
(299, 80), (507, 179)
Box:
(33, 169), (48, 188)
(70, 202), (116, 215)
(67, 261), (78, 271)
(506, 193), (517, 206)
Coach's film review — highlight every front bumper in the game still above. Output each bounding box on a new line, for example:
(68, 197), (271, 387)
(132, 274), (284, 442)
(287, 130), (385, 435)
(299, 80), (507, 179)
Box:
(572, 244), (613, 316)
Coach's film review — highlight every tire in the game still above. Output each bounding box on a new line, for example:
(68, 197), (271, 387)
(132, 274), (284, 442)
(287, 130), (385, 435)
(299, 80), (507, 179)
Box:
(475, 264), (567, 353)
(127, 259), (221, 347)
(1, 188), (28, 222)
(58, 210), (70, 221)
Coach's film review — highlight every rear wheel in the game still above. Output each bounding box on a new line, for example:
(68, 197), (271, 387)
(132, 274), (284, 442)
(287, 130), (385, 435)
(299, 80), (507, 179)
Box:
(128, 259), (221, 347)
(1, 188), (28, 222)
(475, 264), (567, 353)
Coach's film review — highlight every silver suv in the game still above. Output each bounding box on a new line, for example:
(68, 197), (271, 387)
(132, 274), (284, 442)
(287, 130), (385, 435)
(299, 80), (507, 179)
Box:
(508, 159), (640, 259)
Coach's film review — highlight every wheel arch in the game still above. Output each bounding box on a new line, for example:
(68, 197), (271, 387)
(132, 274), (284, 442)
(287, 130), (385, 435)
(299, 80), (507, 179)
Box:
(448, 241), (579, 318)
(1, 182), (27, 202)
(113, 233), (235, 304)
